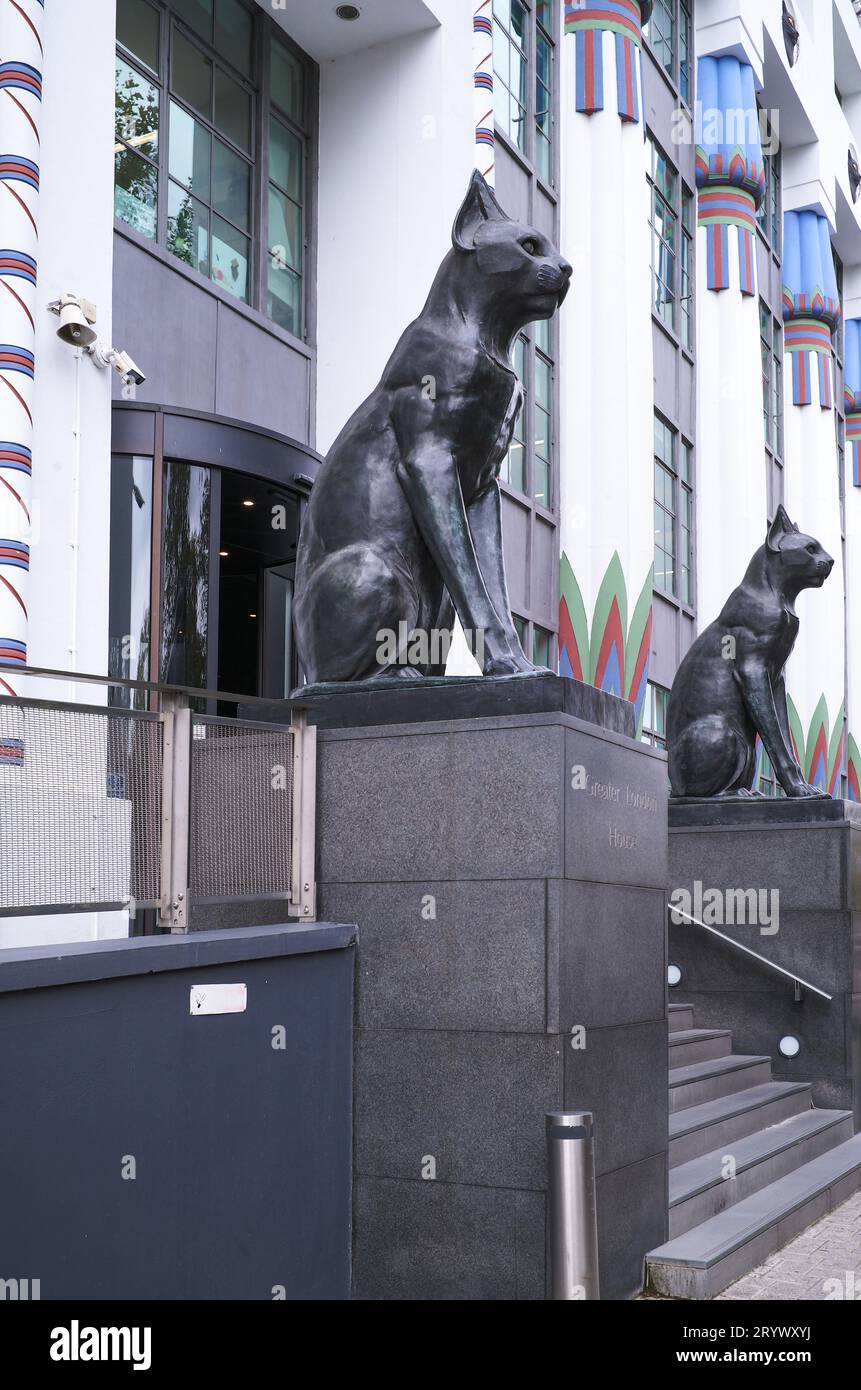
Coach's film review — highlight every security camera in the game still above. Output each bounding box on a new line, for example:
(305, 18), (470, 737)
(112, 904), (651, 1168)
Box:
(87, 342), (146, 387)
(48, 294), (98, 348)
(113, 351), (146, 387)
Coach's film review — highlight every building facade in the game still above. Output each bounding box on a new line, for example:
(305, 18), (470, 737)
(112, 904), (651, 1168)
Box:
(2, 0), (861, 947)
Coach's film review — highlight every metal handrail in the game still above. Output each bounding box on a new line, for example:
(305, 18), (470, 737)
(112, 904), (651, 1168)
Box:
(668, 905), (833, 1002)
(0, 661), (304, 710)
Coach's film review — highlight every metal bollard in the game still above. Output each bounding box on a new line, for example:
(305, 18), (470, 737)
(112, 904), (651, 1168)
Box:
(545, 1111), (600, 1300)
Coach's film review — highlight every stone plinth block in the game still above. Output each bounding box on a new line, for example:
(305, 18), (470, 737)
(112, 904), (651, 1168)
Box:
(669, 799), (861, 1122)
(314, 679), (670, 1300)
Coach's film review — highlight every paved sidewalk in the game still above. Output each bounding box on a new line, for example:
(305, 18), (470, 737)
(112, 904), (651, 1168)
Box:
(716, 1191), (861, 1300)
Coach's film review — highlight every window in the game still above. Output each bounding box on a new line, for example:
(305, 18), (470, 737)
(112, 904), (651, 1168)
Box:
(757, 127), (782, 255)
(502, 335), (527, 493)
(760, 302), (783, 457)
(680, 188), (694, 352)
(654, 414), (693, 607)
(268, 34), (307, 334)
(648, 137), (678, 332)
(114, 0), (314, 340)
(493, 0), (528, 153)
(756, 747), (783, 798)
(679, 0), (692, 105)
(501, 320), (555, 508)
(511, 616), (555, 670)
(108, 454), (154, 709)
(644, 0), (691, 102)
(493, 0), (556, 184)
(641, 681), (669, 750)
(533, 316), (553, 507)
(535, 3), (554, 183)
(645, 0), (674, 81)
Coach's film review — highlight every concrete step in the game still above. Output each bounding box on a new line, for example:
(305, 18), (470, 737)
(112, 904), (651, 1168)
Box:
(669, 1028), (733, 1069)
(668, 1003), (694, 1033)
(668, 1108), (853, 1237)
(647, 1134), (861, 1298)
(669, 1054), (772, 1113)
(669, 1082), (812, 1165)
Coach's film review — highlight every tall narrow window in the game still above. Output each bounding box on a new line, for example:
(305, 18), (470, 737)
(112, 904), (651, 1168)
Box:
(493, 0), (528, 153)
(648, 138), (677, 331)
(268, 33), (308, 335)
(502, 334), (527, 493)
(645, 0), (675, 82)
(493, 0), (554, 181)
(535, 3), (554, 182)
(654, 415), (676, 595)
(679, 0), (692, 105)
(681, 187), (694, 351)
(533, 316), (553, 508)
(653, 413), (693, 605)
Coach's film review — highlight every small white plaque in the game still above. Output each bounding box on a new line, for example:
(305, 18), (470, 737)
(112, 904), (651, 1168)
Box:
(190, 983), (247, 1016)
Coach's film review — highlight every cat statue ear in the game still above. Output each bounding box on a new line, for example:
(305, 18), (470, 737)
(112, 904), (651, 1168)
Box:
(452, 169), (511, 252)
(766, 503), (800, 553)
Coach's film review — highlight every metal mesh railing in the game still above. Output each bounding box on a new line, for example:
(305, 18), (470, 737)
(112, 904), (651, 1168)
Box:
(0, 699), (163, 911)
(188, 716), (294, 903)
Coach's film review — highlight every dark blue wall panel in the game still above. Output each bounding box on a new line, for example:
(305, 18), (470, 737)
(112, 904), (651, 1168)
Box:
(0, 924), (355, 1300)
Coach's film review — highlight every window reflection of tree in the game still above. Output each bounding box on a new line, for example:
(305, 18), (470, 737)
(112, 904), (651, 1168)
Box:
(160, 464), (211, 689)
(114, 61), (159, 221)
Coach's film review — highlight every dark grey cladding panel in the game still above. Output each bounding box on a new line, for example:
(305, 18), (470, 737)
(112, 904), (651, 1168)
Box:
(353, 1178), (545, 1300)
(112, 233), (218, 414)
(354, 1028), (562, 1191)
(564, 727), (669, 887)
(563, 1020), (669, 1178)
(317, 721), (567, 883)
(597, 1153), (668, 1301)
(318, 879), (547, 1033)
(669, 823), (848, 911)
(112, 231), (313, 443)
(215, 300), (310, 442)
(555, 881), (667, 1029)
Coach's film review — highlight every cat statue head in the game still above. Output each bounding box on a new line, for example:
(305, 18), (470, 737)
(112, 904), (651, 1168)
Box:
(765, 505), (833, 594)
(450, 170), (572, 332)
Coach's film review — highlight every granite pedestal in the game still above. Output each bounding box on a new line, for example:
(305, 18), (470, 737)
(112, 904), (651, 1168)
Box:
(303, 676), (670, 1300)
(669, 798), (861, 1124)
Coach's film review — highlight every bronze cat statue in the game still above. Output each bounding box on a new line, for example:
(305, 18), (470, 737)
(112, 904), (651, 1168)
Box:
(294, 171), (571, 685)
(667, 506), (833, 798)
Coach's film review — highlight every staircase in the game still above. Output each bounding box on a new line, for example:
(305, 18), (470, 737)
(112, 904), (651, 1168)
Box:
(645, 1002), (861, 1299)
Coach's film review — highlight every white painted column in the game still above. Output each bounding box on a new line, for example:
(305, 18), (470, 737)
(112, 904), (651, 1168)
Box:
(558, 0), (654, 731)
(0, 0), (42, 706)
(844, 313), (861, 803)
(694, 54), (768, 629)
(781, 210), (845, 793)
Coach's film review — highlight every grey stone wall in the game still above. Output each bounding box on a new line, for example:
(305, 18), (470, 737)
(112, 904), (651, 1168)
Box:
(669, 801), (861, 1123)
(316, 704), (670, 1300)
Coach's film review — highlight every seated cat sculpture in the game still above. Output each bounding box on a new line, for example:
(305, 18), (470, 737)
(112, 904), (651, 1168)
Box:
(294, 171), (572, 685)
(667, 506), (833, 799)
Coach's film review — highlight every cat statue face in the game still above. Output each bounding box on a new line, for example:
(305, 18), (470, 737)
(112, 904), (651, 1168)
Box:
(451, 171), (572, 327)
(766, 505), (833, 592)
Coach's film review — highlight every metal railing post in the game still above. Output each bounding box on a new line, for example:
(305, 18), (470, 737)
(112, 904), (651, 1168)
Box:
(290, 708), (317, 921)
(159, 693), (191, 933)
(545, 1111), (600, 1300)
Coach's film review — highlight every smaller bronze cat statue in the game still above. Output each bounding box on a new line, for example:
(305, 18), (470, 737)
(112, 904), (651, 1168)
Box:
(667, 506), (833, 799)
(294, 170), (572, 685)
